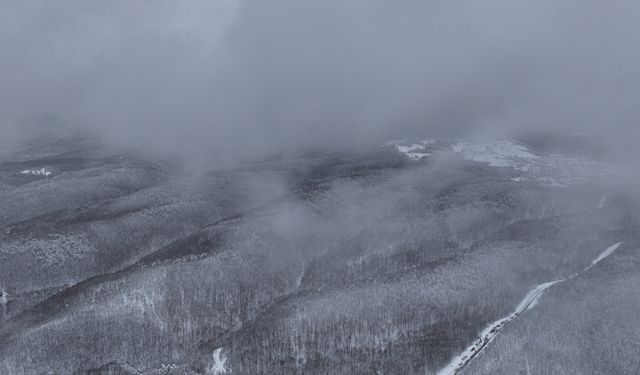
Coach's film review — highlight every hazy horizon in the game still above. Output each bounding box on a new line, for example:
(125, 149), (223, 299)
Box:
(2, 0), (639, 162)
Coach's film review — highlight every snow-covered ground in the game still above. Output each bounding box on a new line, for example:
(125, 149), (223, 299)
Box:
(435, 280), (560, 375)
(208, 348), (229, 374)
(452, 139), (614, 187)
(437, 242), (625, 375)
(386, 140), (433, 160)
(585, 242), (623, 271)
(386, 138), (608, 188)
(451, 140), (539, 168)
(19, 168), (52, 177)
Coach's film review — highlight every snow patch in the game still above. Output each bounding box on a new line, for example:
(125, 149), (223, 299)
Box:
(585, 242), (624, 271)
(520, 280), (561, 312)
(208, 348), (229, 375)
(20, 168), (52, 177)
(452, 140), (539, 168)
(397, 144), (431, 160)
(386, 139), (433, 160)
(451, 140), (609, 187)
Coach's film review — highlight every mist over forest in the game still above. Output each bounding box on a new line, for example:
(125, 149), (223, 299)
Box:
(1, 1), (640, 375)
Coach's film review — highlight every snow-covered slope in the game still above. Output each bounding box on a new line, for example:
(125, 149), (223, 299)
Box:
(437, 242), (625, 375)
(451, 140), (539, 168)
(388, 137), (611, 188)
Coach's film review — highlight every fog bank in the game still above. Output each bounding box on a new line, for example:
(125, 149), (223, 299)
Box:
(1, 0), (639, 161)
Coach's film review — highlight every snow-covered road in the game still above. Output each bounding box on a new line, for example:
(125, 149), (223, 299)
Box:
(436, 242), (624, 375)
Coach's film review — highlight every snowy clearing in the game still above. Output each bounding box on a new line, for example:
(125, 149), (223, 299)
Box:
(451, 140), (539, 168)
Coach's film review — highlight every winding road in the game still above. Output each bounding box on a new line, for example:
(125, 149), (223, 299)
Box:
(436, 242), (624, 375)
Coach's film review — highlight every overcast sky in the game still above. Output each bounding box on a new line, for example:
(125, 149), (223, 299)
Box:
(1, 0), (639, 160)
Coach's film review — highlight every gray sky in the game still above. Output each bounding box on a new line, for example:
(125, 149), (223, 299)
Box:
(1, 0), (639, 160)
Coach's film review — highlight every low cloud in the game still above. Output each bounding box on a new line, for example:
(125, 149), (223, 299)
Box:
(1, 0), (639, 161)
